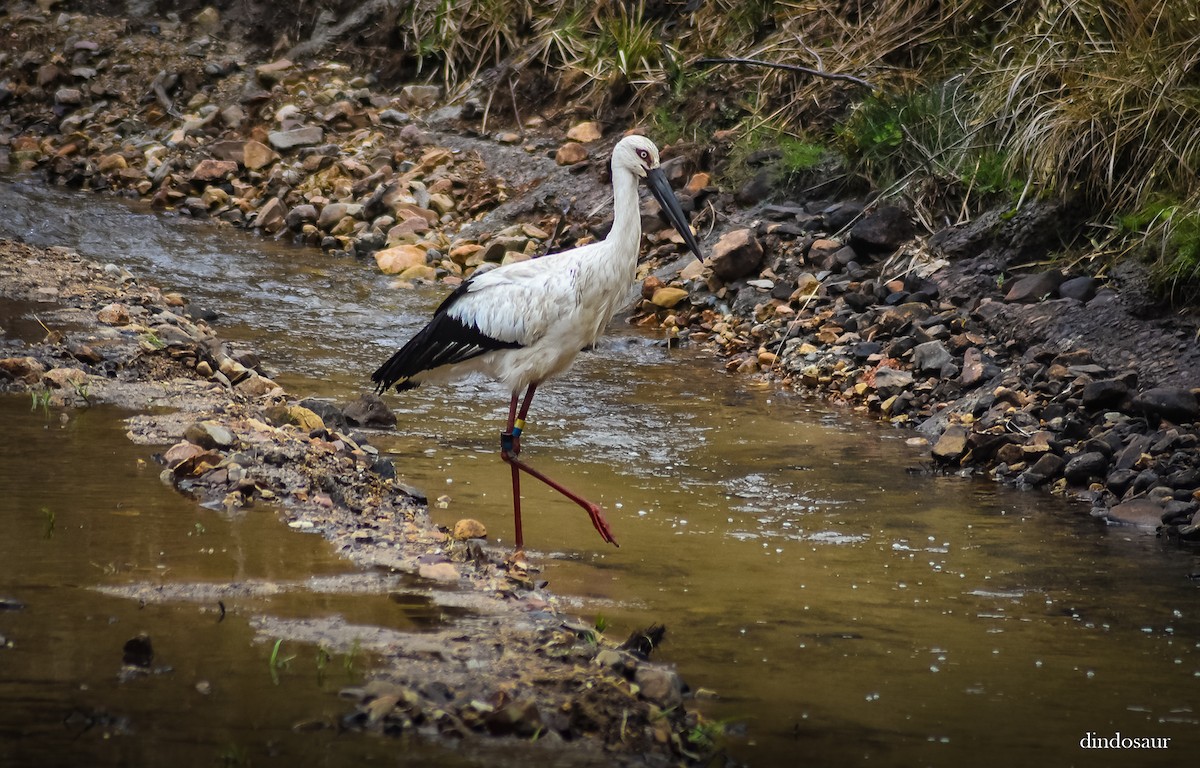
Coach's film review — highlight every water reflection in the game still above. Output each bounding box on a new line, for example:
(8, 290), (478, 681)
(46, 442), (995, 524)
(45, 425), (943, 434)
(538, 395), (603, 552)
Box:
(1, 179), (1199, 766)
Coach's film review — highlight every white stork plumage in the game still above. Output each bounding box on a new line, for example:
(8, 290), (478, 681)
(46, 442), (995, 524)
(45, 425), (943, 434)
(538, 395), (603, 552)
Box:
(372, 134), (704, 551)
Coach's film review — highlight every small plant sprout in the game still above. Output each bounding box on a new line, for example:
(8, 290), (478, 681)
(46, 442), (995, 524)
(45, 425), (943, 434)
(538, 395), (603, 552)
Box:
(268, 638), (296, 685)
(316, 644), (332, 685)
(594, 614), (610, 634)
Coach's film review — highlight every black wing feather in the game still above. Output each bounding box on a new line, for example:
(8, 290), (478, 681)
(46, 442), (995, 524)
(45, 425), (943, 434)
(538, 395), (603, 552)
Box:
(372, 281), (522, 393)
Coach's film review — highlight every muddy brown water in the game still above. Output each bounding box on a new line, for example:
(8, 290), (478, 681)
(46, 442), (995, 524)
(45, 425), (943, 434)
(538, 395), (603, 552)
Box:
(2, 178), (1198, 767)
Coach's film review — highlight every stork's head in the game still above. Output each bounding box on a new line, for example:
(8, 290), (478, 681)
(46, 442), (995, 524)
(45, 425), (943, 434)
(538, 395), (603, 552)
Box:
(610, 135), (704, 261)
(611, 134), (661, 178)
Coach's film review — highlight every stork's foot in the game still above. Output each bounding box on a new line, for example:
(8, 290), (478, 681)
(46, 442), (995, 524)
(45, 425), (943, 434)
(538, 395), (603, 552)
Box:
(586, 502), (619, 547)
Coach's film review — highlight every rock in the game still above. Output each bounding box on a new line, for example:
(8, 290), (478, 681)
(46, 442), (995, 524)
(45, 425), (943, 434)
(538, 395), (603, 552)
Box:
(566, 121), (603, 142)
(650, 287), (689, 308)
(849, 205), (913, 252)
(297, 399), (349, 432)
(400, 84), (441, 109)
(1021, 453), (1065, 485)
(241, 139), (279, 170)
(1081, 378), (1130, 409)
(122, 633), (154, 668)
(235, 373), (280, 396)
(452, 519), (487, 540)
(264, 405), (326, 432)
(256, 197), (287, 233)
(1058, 275), (1098, 302)
(0, 357), (46, 384)
(1103, 499), (1163, 530)
(193, 6), (221, 35)
(418, 562), (459, 582)
(709, 229), (764, 282)
(43, 367), (87, 389)
(268, 126), (324, 151)
(190, 158), (238, 183)
(1131, 387), (1199, 423)
(374, 245), (428, 275)
(54, 87), (83, 106)
(184, 421), (235, 449)
(254, 59), (293, 85)
(634, 666), (683, 709)
(872, 367), (914, 397)
(911, 340), (952, 373)
(932, 425), (970, 463)
(485, 699), (542, 736)
(960, 347), (987, 388)
(343, 393), (397, 428)
(317, 202), (363, 230)
(97, 302), (131, 325)
(1063, 451), (1109, 484)
(1004, 271), (1064, 303)
(554, 142), (588, 165)
(285, 204), (318, 230)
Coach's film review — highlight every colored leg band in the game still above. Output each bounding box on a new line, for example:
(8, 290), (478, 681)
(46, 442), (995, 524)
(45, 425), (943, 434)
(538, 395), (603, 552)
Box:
(512, 418), (525, 438)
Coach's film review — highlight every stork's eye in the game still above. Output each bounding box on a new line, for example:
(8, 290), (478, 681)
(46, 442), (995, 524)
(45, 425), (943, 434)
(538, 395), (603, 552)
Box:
(636, 149), (649, 160)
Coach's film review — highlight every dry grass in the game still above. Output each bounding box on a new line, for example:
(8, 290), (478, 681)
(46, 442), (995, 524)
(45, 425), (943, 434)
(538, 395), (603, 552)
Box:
(391, 0), (1200, 299)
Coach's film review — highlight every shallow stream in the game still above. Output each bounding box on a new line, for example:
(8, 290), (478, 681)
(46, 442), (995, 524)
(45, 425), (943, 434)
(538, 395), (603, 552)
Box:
(1, 179), (1197, 766)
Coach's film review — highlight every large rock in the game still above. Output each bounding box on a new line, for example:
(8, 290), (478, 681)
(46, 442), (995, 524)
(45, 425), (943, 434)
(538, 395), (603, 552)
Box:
(190, 159), (238, 183)
(344, 393), (397, 428)
(268, 126), (324, 150)
(709, 228), (764, 282)
(554, 142), (588, 166)
(1004, 271), (1064, 303)
(911, 340), (952, 373)
(1103, 499), (1163, 530)
(242, 139), (279, 170)
(374, 245), (428, 275)
(1131, 387), (1199, 423)
(932, 425), (970, 463)
(1063, 451), (1109, 484)
(849, 205), (913, 253)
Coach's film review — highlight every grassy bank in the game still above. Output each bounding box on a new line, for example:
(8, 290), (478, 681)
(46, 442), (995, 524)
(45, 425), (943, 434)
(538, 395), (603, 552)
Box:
(388, 0), (1200, 302)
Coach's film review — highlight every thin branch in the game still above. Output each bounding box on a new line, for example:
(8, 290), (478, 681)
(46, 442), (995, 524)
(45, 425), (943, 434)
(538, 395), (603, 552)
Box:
(694, 56), (875, 90)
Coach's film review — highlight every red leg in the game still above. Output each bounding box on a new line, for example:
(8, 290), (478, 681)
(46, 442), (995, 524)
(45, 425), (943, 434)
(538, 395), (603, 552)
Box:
(500, 384), (619, 548)
(501, 392), (524, 550)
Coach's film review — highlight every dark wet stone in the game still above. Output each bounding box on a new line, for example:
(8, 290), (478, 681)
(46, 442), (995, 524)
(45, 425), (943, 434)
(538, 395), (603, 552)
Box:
(298, 398), (350, 432)
(1161, 500), (1197, 524)
(1106, 468), (1139, 495)
(1104, 499), (1163, 529)
(122, 633), (154, 668)
(1131, 387), (1199, 423)
(343, 393), (397, 428)
(1132, 469), (1160, 494)
(1020, 453), (1065, 486)
(1063, 451), (1108, 484)
(1166, 466), (1200, 489)
(852, 341), (883, 360)
(1113, 434), (1152, 470)
(912, 340), (952, 373)
(0, 597), (25, 611)
(1004, 271), (1064, 303)
(1081, 378), (1130, 409)
(849, 205), (913, 253)
(1058, 276), (1098, 302)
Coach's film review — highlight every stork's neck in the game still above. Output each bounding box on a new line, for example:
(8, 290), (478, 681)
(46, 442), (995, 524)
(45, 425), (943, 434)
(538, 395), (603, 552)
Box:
(608, 165), (642, 261)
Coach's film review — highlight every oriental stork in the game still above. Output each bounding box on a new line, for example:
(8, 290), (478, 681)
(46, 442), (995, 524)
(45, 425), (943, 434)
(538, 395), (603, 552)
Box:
(372, 134), (704, 551)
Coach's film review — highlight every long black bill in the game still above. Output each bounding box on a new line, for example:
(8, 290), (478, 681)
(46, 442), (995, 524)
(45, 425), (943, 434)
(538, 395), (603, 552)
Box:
(646, 166), (703, 261)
